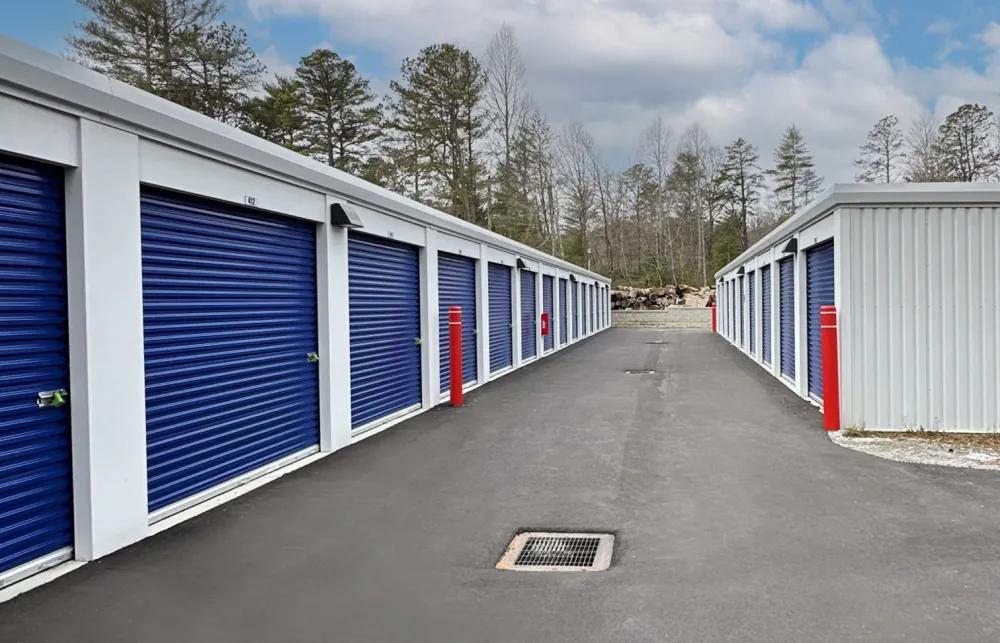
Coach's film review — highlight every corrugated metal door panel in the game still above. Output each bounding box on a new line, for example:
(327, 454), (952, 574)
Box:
(807, 241), (835, 399)
(438, 252), (477, 390)
(0, 155), (72, 576)
(779, 258), (796, 379)
(488, 263), (513, 373)
(542, 275), (554, 351)
(558, 278), (568, 345)
(573, 283), (580, 339)
(589, 285), (597, 332)
(520, 270), (536, 359)
(748, 272), (755, 354)
(761, 265), (772, 364)
(738, 276), (745, 348)
(348, 232), (422, 429)
(141, 188), (319, 513)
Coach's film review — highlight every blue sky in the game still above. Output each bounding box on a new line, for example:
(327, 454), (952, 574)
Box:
(5, 0), (1000, 180)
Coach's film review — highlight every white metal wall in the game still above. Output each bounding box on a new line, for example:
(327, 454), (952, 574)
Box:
(840, 205), (1000, 432)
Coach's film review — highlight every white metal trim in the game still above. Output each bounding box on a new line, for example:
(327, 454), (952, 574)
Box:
(147, 446), (320, 525)
(350, 403), (423, 438)
(0, 547), (73, 591)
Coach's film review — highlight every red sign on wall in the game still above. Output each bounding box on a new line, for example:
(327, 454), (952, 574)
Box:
(540, 312), (550, 336)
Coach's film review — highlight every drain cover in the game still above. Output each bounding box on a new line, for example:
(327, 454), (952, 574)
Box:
(625, 369), (655, 374)
(496, 532), (614, 571)
(645, 341), (668, 345)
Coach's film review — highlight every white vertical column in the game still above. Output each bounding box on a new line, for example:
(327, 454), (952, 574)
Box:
(794, 238), (808, 396)
(423, 229), (439, 407)
(553, 275), (562, 349)
(324, 208), (351, 451)
(476, 247), (489, 383)
(512, 265), (522, 368)
(65, 120), (147, 560)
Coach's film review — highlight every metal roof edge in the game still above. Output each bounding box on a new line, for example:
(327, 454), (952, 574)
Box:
(714, 182), (1000, 279)
(0, 35), (610, 284)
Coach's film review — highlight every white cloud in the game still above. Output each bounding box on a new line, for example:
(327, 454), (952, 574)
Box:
(925, 18), (954, 36)
(246, 0), (1000, 183)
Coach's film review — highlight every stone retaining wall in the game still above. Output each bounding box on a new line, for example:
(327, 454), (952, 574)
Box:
(612, 309), (712, 329)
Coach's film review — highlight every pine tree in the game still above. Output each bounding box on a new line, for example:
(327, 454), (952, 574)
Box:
(389, 44), (487, 221)
(242, 75), (307, 152)
(853, 115), (905, 183)
(716, 138), (764, 250)
(186, 23), (262, 125)
(767, 125), (822, 217)
(934, 104), (1000, 182)
(68, 0), (261, 123)
(295, 49), (383, 173)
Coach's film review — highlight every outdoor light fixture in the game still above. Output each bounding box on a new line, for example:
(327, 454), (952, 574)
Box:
(330, 202), (363, 229)
(781, 238), (798, 254)
(569, 274), (578, 282)
(737, 266), (745, 276)
(516, 258), (528, 270)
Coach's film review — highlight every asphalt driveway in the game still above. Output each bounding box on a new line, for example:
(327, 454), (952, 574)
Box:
(2, 329), (999, 642)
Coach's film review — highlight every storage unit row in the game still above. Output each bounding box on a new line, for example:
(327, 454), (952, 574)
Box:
(715, 183), (1000, 435)
(0, 38), (611, 592)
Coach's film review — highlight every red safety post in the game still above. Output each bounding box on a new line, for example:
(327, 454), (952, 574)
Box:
(711, 303), (717, 333)
(449, 306), (463, 407)
(820, 305), (840, 431)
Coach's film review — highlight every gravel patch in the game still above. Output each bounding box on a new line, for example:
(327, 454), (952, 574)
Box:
(829, 431), (1000, 470)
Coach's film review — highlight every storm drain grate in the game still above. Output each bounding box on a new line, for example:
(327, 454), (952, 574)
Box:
(496, 532), (614, 571)
(625, 369), (655, 374)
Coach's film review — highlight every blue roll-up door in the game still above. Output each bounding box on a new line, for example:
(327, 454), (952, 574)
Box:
(438, 252), (477, 391)
(748, 272), (755, 354)
(558, 278), (568, 345)
(738, 276), (745, 348)
(348, 232), (421, 430)
(542, 275), (554, 352)
(0, 155), (73, 577)
(488, 263), (513, 373)
(573, 284), (580, 339)
(520, 270), (537, 359)
(807, 241), (835, 399)
(587, 284), (597, 333)
(779, 258), (795, 379)
(141, 188), (320, 513)
(761, 265), (772, 364)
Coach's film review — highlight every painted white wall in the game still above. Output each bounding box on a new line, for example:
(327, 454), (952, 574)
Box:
(66, 120), (148, 561)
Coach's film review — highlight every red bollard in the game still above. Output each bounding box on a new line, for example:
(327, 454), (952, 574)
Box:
(449, 306), (463, 407)
(820, 305), (840, 431)
(711, 304), (717, 333)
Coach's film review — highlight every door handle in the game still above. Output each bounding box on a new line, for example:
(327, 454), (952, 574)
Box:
(306, 352), (319, 363)
(37, 389), (68, 408)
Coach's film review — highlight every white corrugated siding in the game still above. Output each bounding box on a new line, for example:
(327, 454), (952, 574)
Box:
(841, 205), (1000, 431)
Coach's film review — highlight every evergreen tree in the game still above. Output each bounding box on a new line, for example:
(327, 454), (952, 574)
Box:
(389, 44), (487, 222)
(767, 125), (822, 217)
(934, 104), (1000, 182)
(295, 49), (382, 173)
(68, 0), (261, 123)
(242, 75), (307, 152)
(716, 138), (764, 250)
(186, 23), (263, 125)
(853, 115), (905, 183)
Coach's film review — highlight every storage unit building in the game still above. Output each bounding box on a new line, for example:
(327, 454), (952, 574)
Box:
(715, 183), (1000, 433)
(0, 38), (611, 592)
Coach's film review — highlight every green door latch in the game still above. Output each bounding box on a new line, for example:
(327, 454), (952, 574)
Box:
(306, 352), (319, 363)
(37, 389), (68, 408)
